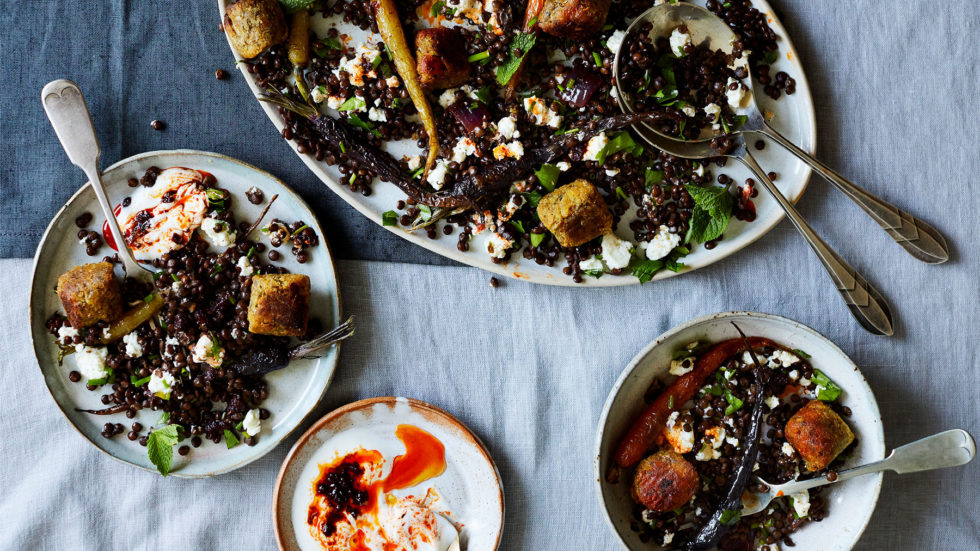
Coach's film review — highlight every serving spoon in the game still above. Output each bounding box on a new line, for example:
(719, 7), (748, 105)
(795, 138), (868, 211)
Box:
(613, 2), (949, 264)
(41, 79), (151, 282)
(741, 429), (976, 516)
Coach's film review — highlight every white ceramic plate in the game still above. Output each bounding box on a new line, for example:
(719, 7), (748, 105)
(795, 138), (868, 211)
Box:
(273, 397), (504, 551)
(594, 312), (885, 550)
(28, 150), (342, 477)
(218, 0), (816, 286)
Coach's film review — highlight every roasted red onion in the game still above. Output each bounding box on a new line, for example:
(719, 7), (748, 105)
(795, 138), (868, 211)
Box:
(560, 68), (604, 108)
(447, 100), (490, 132)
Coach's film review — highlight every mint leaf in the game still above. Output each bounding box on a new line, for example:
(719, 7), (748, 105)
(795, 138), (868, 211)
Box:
(382, 210), (398, 227)
(496, 32), (537, 86)
(631, 259), (664, 284)
(644, 169), (664, 189)
(812, 369), (842, 401)
(685, 185), (734, 243)
(523, 191), (543, 209)
(348, 114), (382, 137)
(529, 233), (545, 248)
(534, 164), (561, 191)
(224, 429), (240, 449)
(596, 132), (642, 165)
(337, 97), (365, 112)
(147, 424), (182, 476)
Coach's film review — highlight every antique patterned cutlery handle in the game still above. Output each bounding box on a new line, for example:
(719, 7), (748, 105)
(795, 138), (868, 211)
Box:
(739, 152), (894, 336)
(758, 125), (949, 264)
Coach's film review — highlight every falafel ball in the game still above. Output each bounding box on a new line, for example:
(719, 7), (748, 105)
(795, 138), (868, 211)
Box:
(224, 0), (288, 59)
(785, 399), (855, 472)
(537, 179), (613, 248)
(56, 262), (124, 329)
(631, 449), (699, 512)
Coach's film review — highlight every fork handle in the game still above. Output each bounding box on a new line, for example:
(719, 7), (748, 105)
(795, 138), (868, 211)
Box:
(739, 152), (894, 336)
(757, 125), (949, 264)
(41, 79), (143, 278)
(781, 429), (976, 494)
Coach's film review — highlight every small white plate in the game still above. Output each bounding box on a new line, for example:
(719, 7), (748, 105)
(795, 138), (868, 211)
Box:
(218, 0), (816, 286)
(28, 149), (342, 477)
(594, 312), (885, 550)
(273, 397), (504, 551)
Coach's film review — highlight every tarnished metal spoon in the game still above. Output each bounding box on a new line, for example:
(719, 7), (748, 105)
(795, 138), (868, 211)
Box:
(613, 2), (949, 264)
(41, 79), (151, 281)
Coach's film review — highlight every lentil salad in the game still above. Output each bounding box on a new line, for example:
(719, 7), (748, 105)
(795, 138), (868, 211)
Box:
(227, 0), (797, 283)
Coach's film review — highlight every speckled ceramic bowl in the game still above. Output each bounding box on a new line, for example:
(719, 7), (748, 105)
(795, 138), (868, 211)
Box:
(595, 312), (885, 550)
(29, 150), (342, 477)
(273, 397), (504, 550)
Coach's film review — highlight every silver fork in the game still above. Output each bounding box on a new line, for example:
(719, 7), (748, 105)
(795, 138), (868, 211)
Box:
(41, 79), (151, 282)
(741, 429), (976, 516)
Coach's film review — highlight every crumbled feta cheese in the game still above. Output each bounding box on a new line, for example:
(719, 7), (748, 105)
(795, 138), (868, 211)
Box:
(765, 396), (780, 410)
(770, 349), (801, 367)
(496, 116), (520, 140)
(664, 411), (695, 454)
(368, 106), (387, 122)
(57, 325), (78, 343)
(693, 163), (705, 177)
(191, 334), (225, 368)
(200, 217), (236, 248)
(600, 232), (632, 269)
(662, 532), (674, 546)
(386, 76), (400, 88)
(523, 96), (563, 128)
(579, 256), (604, 272)
(670, 357), (695, 376)
(696, 426), (726, 461)
(243, 408), (262, 437)
(148, 369), (176, 399)
(788, 369), (799, 381)
(493, 140), (524, 160)
(582, 133), (608, 162)
(555, 162), (571, 171)
(231, 327), (241, 340)
(681, 104), (696, 117)
(326, 95), (345, 110)
(606, 30), (627, 57)
(427, 160), (450, 190)
(609, 86), (619, 100)
(753, 461), (760, 472)
(790, 491), (811, 518)
(670, 27), (692, 56)
(437, 85), (476, 109)
(726, 435), (740, 447)
(311, 86), (327, 104)
(407, 156), (421, 170)
(163, 336), (180, 358)
(605, 168), (620, 177)
(703, 102), (722, 123)
(486, 232), (512, 258)
(452, 137), (479, 163)
(122, 332), (143, 358)
(498, 194), (525, 222)
(74, 345), (108, 380)
(642, 225), (681, 260)
(799, 376), (811, 387)
(726, 77), (747, 109)
(782, 442), (796, 457)
(237, 256), (254, 277)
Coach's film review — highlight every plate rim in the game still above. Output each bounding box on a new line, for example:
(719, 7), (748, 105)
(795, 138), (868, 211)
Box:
(592, 311), (885, 550)
(28, 148), (344, 478)
(271, 396), (505, 551)
(217, 0), (818, 287)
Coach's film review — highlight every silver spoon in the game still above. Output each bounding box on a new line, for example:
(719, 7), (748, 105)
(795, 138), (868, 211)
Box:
(613, 2), (949, 264)
(741, 429), (976, 516)
(41, 79), (151, 282)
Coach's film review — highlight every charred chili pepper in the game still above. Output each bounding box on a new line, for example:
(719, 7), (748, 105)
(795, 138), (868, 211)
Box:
(684, 325), (770, 550)
(371, 0), (440, 182)
(614, 336), (775, 468)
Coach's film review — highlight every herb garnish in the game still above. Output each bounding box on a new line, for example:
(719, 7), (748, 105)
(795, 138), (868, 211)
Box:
(337, 97), (366, 112)
(224, 429), (240, 449)
(348, 114), (382, 137)
(812, 369), (842, 401)
(684, 184), (734, 243)
(719, 508), (742, 526)
(496, 31), (537, 85)
(147, 424), (183, 476)
(382, 210), (398, 226)
(468, 51), (490, 63)
(534, 163), (561, 191)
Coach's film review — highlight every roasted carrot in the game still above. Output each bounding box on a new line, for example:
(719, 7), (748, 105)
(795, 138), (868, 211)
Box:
(614, 337), (776, 468)
(372, 0), (439, 182)
(504, 0), (545, 100)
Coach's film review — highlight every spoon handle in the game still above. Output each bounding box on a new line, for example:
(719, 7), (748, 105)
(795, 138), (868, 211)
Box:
(778, 429), (976, 495)
(757, 125), (949, 264)
(41, 79), (144, 278)
(738, 151), (894, 336)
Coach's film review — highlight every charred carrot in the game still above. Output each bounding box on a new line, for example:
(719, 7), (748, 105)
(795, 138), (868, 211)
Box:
(614, 337), (776, 468)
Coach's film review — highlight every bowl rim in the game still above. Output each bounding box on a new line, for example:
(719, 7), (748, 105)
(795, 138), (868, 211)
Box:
(271, 396), (505, 550)
(593, 311), (885, 550)
(27, 148), (343, 477)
